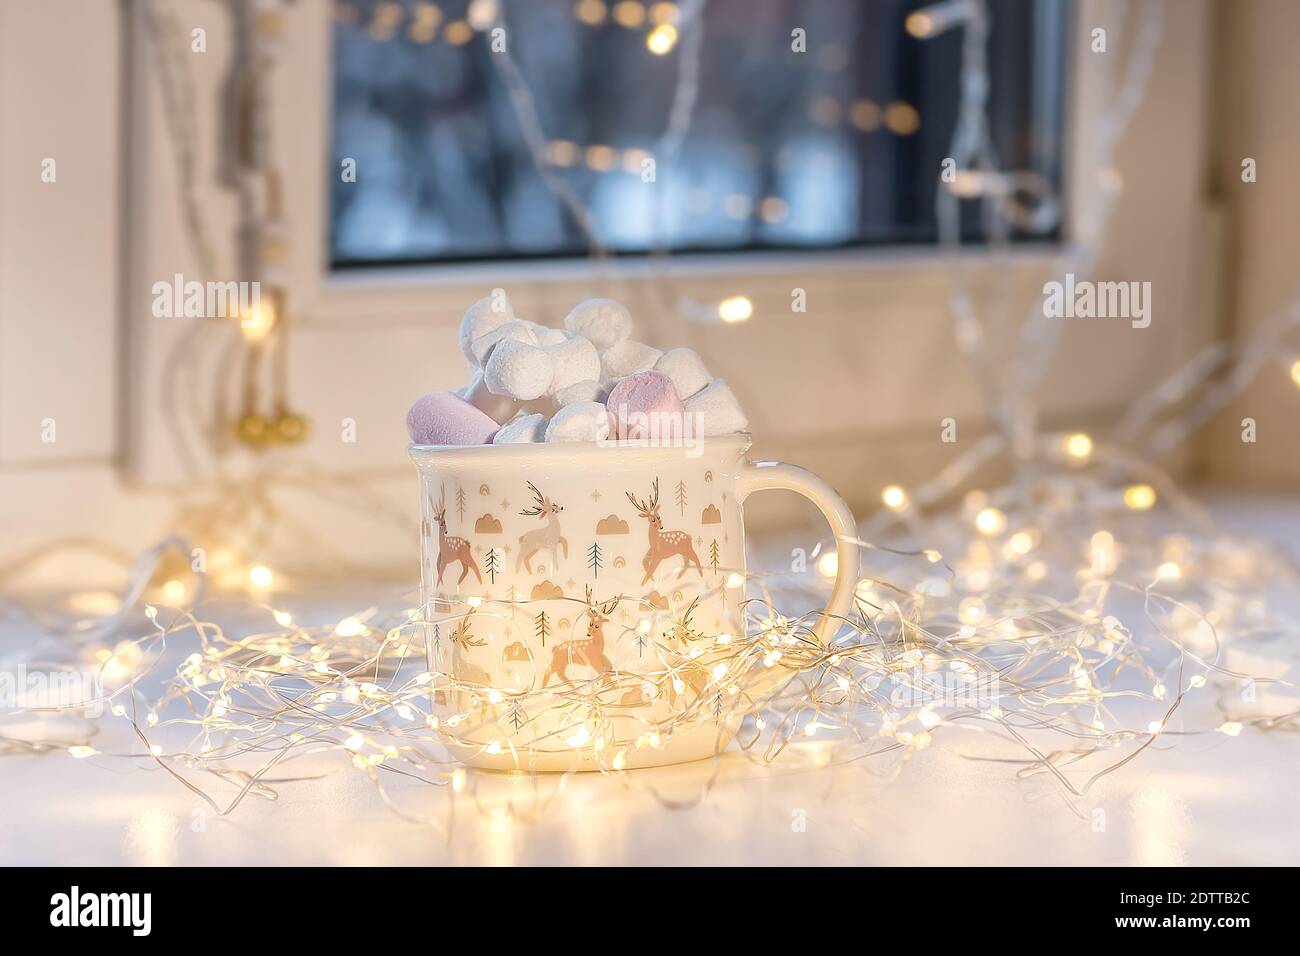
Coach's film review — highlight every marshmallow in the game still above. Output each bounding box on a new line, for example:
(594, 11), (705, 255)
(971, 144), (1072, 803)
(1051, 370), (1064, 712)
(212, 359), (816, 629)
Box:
(463, 370), (521, 424)
(545, 402), (612, 443)
(484, 338), (553, 400)
(683, 379), (748, 435)
(469, 319), (539, 365)
(406, 390), (498, 446)
(544, 333), (600, 393)
(654, 347), (712, 400)
(553, 379), (610, 407)
(492, 413), (549, 444)
(564, 298), (633, 350)
(458, 292), (515, 365)
(532, 324), (571, 348)
(605, 370), (683, 440)
(600, 339), (663, 382)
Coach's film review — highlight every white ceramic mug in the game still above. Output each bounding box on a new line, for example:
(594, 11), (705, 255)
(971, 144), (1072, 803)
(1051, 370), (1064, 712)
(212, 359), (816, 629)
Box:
(410, 435), (858, 770)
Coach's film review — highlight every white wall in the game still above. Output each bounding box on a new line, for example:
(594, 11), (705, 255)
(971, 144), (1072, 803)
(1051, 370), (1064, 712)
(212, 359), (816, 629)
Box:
(0, 0), (121, 465)
(1207, 0), (1300, 489)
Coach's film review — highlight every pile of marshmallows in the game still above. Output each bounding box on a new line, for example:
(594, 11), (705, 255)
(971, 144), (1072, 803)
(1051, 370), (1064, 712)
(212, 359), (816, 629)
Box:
(406, 294), (748, 445)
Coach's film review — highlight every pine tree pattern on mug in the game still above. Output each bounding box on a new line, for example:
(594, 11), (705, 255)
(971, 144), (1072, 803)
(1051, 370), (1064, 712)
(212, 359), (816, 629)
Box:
(626, 478), (703, 584)
(431, 485), (482, 585)
(540, 586), (621, 688)
(516, 481), (567, 575)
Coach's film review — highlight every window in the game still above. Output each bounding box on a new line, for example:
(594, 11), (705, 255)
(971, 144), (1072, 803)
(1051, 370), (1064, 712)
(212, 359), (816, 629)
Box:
(329, 0), (1068, 268)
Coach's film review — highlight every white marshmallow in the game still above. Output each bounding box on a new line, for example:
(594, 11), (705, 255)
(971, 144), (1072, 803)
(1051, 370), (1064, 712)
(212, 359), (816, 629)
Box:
(459, 292), (515, 365)
(654, 347), (712, 400)
(600, 339), (663, 382)
(563, 298), (633, 350)
(463, 370), (521, 424)
(470, 319), (538, 365)
(492, 413), (549, 444)
(532, 324), (570, 348)
(683, 379), (748, 435)
(545, 333), (601, 393)
(484, 338), (554, 400)
(545, 402), (612, 443)
(553, 379), (610, 407)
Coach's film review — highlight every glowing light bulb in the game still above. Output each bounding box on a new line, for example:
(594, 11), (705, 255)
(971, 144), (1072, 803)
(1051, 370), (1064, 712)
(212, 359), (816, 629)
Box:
(584, 144), (616, 171)
(1156, 561), (1181, 582)
(1218, 721), (1243, 737)
(272, 609), (293, 627)
(1290, 359), (1300, 388)
(248, 565), (273, 589)
(612, 0), (646, 27)
(574, 0), (607, 26)
(958, 597), (986, 625)
(905, 11), (934, 37)
(69, 746), (96, 759)
(161, 579), (187, 605)
(1065, 432), (1093, 460)
(546, 139), (579, 166)
(974, 506), (1007, 536)
(816, 551), (838, 578)
(240, 297), (276, 343)
(881, 485), (908, 510)
(466, 0), (498, 30)
(1007, 531), (1034, 556)
(334, 616), (366, 637)
(884, 102), (920, 135)
(344, 732), (364, 751)
(645, 23), (677, 54)
(1124, 483), (1157, 511)
(717, 295), (753, 324)
(443, 19), (472, 44)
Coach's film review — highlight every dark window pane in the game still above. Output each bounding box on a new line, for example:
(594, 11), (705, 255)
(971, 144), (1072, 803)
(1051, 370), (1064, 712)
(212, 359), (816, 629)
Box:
(330, 0), (1068, 268)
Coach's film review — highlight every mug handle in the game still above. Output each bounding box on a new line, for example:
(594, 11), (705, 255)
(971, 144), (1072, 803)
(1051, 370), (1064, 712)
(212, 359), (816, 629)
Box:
(737, 461), (860, 643)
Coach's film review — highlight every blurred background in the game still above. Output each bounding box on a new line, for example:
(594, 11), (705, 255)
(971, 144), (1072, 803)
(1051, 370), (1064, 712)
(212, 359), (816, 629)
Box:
(0, 0), (1296, 593)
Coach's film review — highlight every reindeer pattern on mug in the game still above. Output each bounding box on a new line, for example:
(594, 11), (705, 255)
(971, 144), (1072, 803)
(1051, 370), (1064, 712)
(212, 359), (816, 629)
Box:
(429, 484), (482, 586)
(626, 478), (703, 584)
(420, 470), (741, 693)
(516, 481), (568, 575)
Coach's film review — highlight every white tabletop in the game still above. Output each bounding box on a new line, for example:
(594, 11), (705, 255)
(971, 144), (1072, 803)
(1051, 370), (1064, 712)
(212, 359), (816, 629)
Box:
(3, 720), (1296, 866)
(3, 493), (1298, 866)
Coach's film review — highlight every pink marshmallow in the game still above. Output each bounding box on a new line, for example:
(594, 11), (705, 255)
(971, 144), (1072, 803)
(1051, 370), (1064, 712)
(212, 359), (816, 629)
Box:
(605, 370), (684, 440)
(406, 390), (498, 446)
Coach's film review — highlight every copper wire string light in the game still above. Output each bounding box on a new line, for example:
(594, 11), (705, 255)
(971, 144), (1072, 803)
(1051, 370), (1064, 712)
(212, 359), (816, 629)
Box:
(3, 0), (1299, 827)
